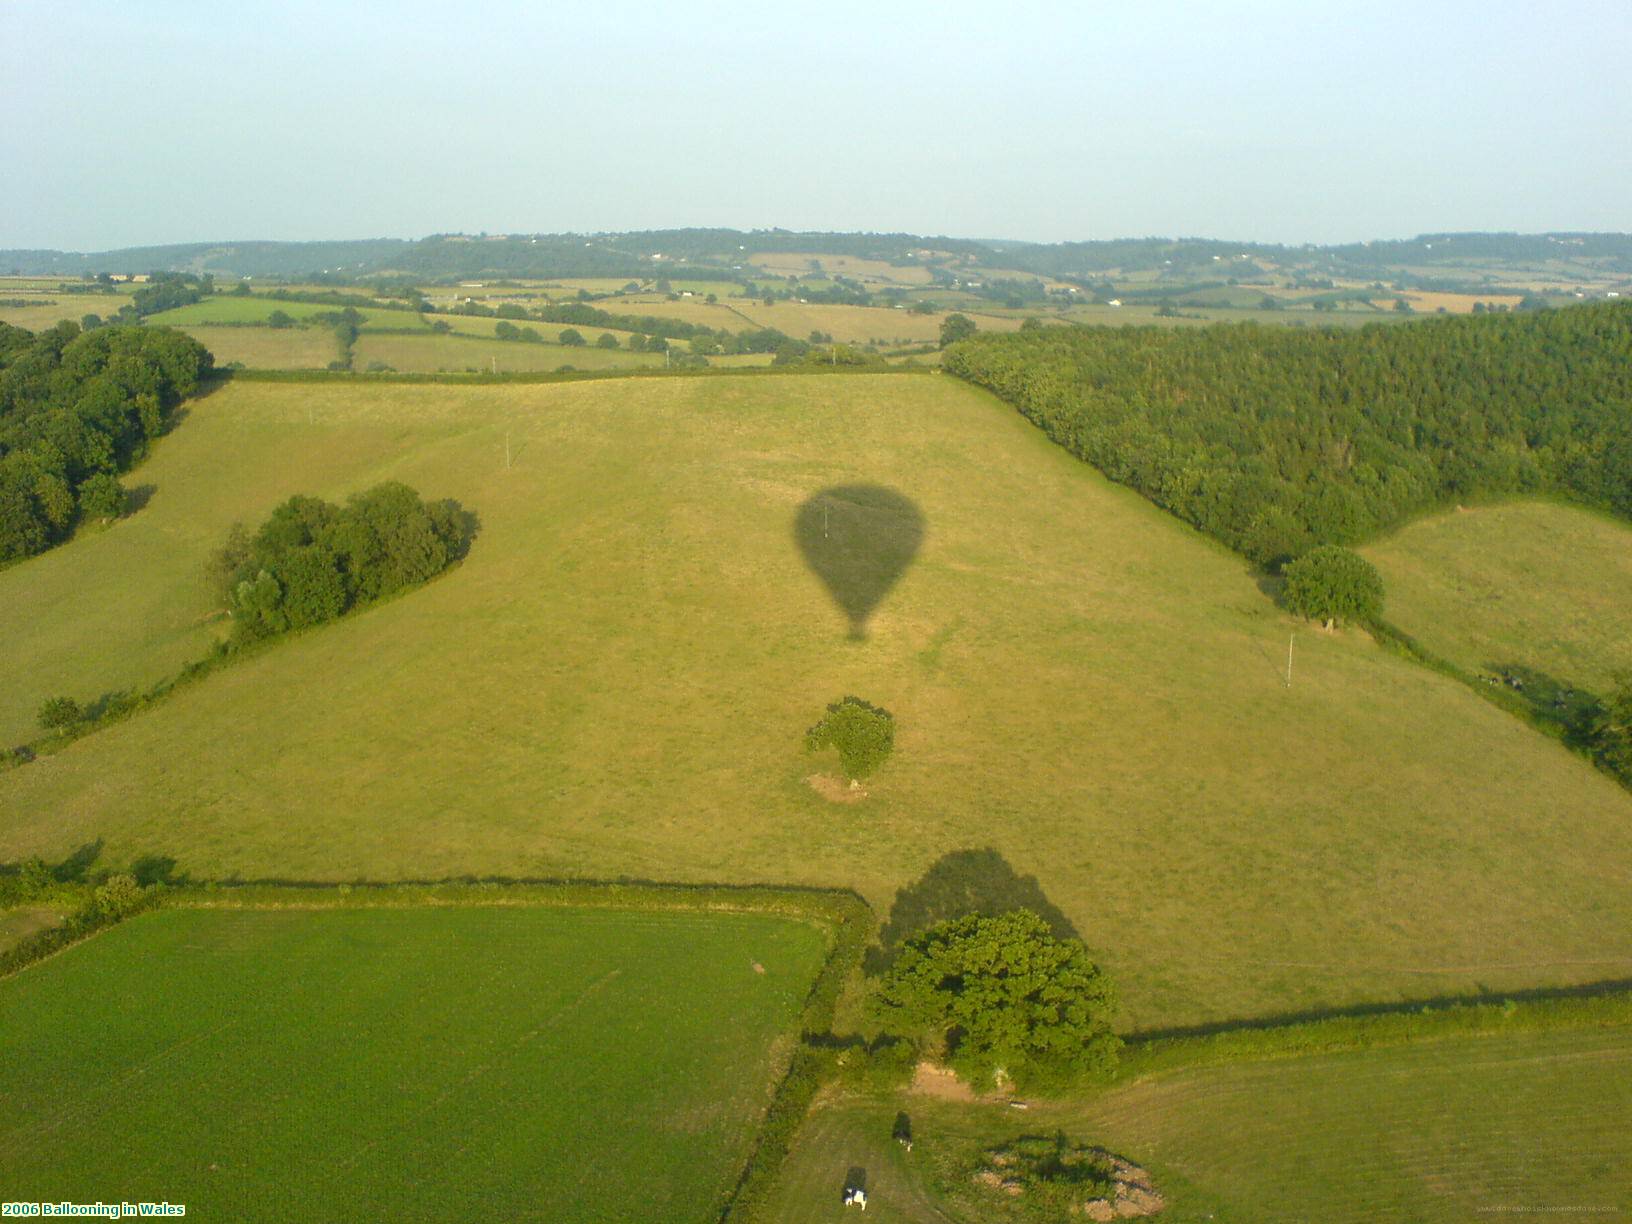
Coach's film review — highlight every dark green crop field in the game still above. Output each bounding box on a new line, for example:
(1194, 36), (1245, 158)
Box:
(0, 903), (828, 1222)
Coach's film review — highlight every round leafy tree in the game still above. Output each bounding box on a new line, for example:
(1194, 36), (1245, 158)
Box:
(77, 473), (126, 522)
(939, 313), (977, 348)
(805, 695), (895, 782)
(1280, 545), (1384, 627)
(872, 909), (1119, 1089)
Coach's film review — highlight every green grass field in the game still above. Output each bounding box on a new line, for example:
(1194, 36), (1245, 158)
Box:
(768, 1024), (1632, 1222)
(0, 902), (827, 1221)
(3, 373), (1630, 1030)
(1364, 500), (1632, 694)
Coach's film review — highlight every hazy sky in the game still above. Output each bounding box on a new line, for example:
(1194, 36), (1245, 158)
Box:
(5, 0), (1629, 250)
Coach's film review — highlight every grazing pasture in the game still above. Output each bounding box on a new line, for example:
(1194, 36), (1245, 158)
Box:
(747, 252), (936, 285)
(768, 1023), (1632, 1222)
(595, 295), (753, 330)
(351, 331), (662, 373)
(729, 302), (1021, 345)
(1364, 500), (1632, 693)
(176, 323), (339, 368)
(145, 298), (421, 329)
(0, 293), (136, 330)
(0, 902), (827, 1222)
(2, 376), (1631, 1029)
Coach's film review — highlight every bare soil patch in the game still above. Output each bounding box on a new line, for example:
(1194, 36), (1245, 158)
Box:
(909, 1060), (975, 1101)
(805, 774), (868, 803)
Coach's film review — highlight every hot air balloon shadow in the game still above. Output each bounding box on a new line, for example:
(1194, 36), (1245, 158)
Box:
(795, 485), (924, 639)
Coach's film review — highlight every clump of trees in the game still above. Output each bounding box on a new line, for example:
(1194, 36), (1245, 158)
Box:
(945, 303), (1632, 567)
(939, 313), (976, 348)
(872, 910), (1119, 1090)
(210, 481), (477, 644)
(806, 696), (895, 782)
(1280, 545), (1383, 627)
(0, 321), (212, 562)
(131, 272), (211, 317)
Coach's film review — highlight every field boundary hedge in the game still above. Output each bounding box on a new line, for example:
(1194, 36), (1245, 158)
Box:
(0, 885), (163, 979)
(1116, 985), (1632, 1083)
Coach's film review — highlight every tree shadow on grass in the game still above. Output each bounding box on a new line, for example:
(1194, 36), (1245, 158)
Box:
(865, 848), (1080, 974)
(1481, 660), (1604, 748)
(123, 483), (157, 516)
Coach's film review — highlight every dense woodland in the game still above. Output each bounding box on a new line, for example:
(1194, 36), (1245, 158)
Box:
(0, 320), (212, 562)
(945, 302), (1632, 567)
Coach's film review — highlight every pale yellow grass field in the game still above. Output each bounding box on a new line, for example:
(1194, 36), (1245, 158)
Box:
(3, 375), (1630, 1029)
(0, 295), (137, 331)
(748, 252), (934, 285)
(181, 325), (338, 369)
(352, 332), (662, 373)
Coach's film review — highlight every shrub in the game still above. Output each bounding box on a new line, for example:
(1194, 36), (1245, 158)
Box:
(805, 696), (895, 781)
(92, 873), (142, 918)
(37, 696), (83, 731)
(1281, 545), (1384, 626)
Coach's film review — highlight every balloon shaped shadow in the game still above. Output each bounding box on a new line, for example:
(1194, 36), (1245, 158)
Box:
(795, 485), (924, 639)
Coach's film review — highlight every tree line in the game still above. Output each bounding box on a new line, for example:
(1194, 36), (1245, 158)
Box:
(0, 320), (212, 562)
(944, 302), (1632, 567)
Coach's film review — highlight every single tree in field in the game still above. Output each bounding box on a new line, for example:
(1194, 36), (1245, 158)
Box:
(805, 696), (894, 783)
(872, 910), (1119, 1089)
(558, 328), (585, 347)
(267, 310), (295, 329)
(1280, 545), (1383, 628)
(939, 313), (976, 348)
(595, 332), (620, 349)
(38, 696), (83, 732)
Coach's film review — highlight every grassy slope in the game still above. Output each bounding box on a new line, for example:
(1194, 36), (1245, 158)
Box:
(0, 904), (826, 1222)
(2, 374), (1630, 1028)
(1364, 500), (1632, 693)
(768, 1025), (1632, 1222)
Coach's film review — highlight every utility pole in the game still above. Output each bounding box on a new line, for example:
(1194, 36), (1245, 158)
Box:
(1285, 633), (1295, 688)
